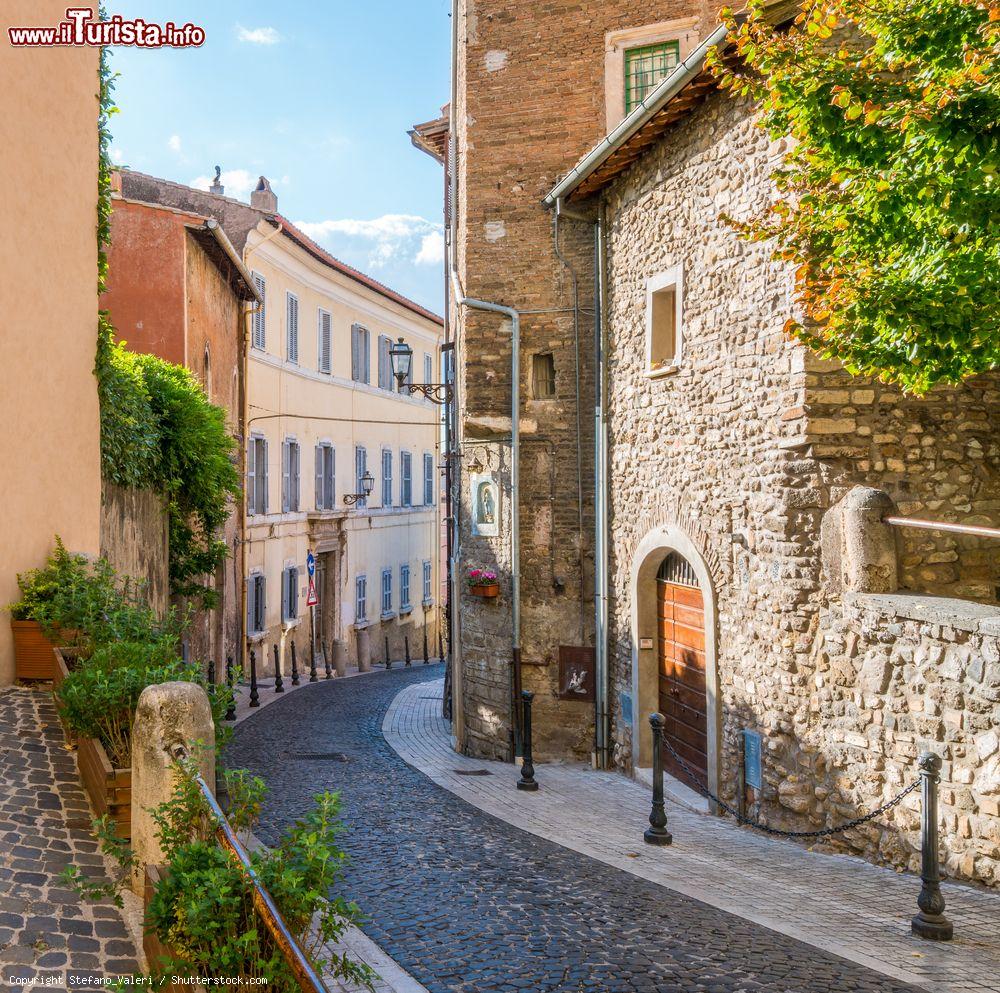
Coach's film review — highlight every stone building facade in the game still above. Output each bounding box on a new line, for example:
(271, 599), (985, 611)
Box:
(556, 71), (1000, 884)
(434, 0), (727, 761)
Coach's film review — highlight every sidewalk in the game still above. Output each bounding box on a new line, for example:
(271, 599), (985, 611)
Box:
(384, 678), (1000, 993)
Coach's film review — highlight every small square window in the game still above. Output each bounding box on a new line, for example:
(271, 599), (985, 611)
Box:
(625, 41), (680, 114)
(532, 353), (556, 399)
(645, 266), (682, 376)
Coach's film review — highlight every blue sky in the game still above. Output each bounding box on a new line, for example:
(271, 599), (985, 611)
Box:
(106, 1), (451, 312)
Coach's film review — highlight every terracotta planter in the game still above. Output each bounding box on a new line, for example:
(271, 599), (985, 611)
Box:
(469, 583), (500, 598)
(10, 620), (55, 680)
(77, 732), (131, 839)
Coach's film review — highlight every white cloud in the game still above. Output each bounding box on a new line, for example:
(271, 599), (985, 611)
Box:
(415, 231), (445, 266)
(167, 134), (182, 153)
(110, 148), (125, 164)
(236, 24), (280, 45)
(295, 214), (443, 270)
(190, 168), (257, 202)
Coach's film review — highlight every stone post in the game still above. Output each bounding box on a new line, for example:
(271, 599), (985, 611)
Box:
(333, 639), (348, 677)
(841, 486), (898, 593)
(131, 681), (215, 896)
(356, 627), (371, 673)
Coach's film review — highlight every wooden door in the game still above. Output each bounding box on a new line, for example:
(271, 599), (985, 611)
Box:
(656, 553), (708, 790)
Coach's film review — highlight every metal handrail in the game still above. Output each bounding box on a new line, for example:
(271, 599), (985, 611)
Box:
(884, 516), (1000, 540)
(169, 744), (329, 993)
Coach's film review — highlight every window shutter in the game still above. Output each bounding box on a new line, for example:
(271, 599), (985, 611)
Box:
(363, 329), (370, 383)
(281, 440), (290, 512)
(261, 439), (269, 514)
(329, 447), (336, 508)
(281, 568), (289, 621)
(290, 568), (298, 619)
(248, 438), (257, 514)
(315, 445), (323, 509)
(253, 274), (266, 348)
(287, 294), (299, 362)
(292, 442), (300, 511)
(319, 311), (332, 374)
(247, 577), (254, 631)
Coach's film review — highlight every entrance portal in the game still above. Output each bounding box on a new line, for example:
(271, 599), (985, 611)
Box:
(656, 552), (708, 790)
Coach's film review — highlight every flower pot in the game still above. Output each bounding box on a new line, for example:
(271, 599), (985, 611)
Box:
(469, 583), (500, 598)
(77, 732), (131, 839)
(11, 619), (56, 681)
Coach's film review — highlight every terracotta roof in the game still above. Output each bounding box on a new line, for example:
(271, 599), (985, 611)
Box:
(272, 215), (443, 327)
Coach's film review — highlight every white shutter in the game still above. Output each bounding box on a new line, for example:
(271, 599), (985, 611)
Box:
(292, 442), (300, 511)
(261, 439), (269, 513)
(247, 437), (256, 514)
(286, 293), (299, 363)
(318, 311), (332, 374)
(351, 325), (359, 381)
(253, 274), (266, 348)
(281, 440), (290, 512)
(315, 445), (324, 509)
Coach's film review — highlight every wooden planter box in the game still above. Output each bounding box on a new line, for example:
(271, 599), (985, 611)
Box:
(77, 732), (131, 839)
(144, 864), (179, 979)
(52, 648), (80, 746)
(469, 583), (500, 598)
(11, 620), (55, 680)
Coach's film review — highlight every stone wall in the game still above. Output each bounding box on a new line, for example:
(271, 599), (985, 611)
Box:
(599, 86), (1000, 885)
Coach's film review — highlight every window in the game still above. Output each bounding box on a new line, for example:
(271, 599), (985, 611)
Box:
(381, 448), (393, 507)
(248, 436), (268, 515)
(532, 353), (556, 398)
(645, 265), (683, 376)
(355, 575), (367, 623)
(400, 564), (411, 611)
(286, 292), (299, 363)
(400, 451), (412, 507)
(252, 272), (266, 349)
(424, 353), (433, 386)
(381, 568), (393, 615)
(377, 334), (392, 390)
(282, 565), (299, 622)
(281, 438), (300, 513)
(318, 309), (332, 374)
(355, 446), (368, 508)
(315, 443), (335, 510)
(247, 573), (266, 634)
(423, 560), (432, 602)
(625, 41), (680, 113)
(351, 323), (370, 383)
(423, 453), (435, 506)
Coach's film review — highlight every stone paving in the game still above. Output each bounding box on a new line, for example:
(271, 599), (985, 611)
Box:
(386, 679), (1000, 993)
(228, 664), (937, 993)
(0, 687), (141, 992)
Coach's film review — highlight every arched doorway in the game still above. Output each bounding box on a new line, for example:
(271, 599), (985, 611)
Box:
(656, 552), (708, 791)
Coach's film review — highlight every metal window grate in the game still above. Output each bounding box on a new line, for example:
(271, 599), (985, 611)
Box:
(657, 551), (698, 587)
(625, 41), (680, 113)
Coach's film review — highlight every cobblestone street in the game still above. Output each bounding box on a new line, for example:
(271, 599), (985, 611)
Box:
(0, 688), (141, 991)
(229, 666), (933, 993)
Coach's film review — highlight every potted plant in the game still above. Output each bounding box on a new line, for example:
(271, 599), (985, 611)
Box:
(467, 568), (500, 598)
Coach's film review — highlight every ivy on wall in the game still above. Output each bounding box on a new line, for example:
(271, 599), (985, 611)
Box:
(96, 31), (239, 608)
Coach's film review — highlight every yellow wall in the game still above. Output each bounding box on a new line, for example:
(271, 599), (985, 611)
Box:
(0, 4), (101, 683)
(243, 222), (443, 668)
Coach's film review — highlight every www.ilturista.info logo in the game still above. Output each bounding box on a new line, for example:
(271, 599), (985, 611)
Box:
(8, 7), (205, 48)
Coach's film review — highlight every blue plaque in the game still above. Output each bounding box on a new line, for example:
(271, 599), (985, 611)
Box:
(620, 692), (633, 726)
(744, 730), (762, 791)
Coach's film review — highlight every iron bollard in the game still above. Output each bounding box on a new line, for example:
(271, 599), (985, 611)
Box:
(249, 650), (259, 708)
(322, 641), (332, 679)
(644, 713), (672, 846)
(405, 636), (411, 667)
(224, 654), (237, 721)
(274, 644), (284, 693)
(207, 659), (216, 686)
(423, 629), (429, 664)
(516, 691), (539, 792)
(290, 641), (300, 686)
(385, 636), (392, 669)
(438, 630), (444, 663)
(309, 642), (318, 682)
(912, 752), (953, 940)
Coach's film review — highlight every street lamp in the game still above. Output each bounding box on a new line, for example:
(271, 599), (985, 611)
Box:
(343, 469), (374, 506)
(390, 336), (453, 406)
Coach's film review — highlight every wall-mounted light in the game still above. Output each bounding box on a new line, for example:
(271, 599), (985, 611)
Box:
(391, 336), (453, 405)
(343, 470), (375, 506)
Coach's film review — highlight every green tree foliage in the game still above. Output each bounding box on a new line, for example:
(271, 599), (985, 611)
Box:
(708, 0), (1000, 393)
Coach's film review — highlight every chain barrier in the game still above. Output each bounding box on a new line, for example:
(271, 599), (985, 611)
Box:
(658, 733), (921, 839)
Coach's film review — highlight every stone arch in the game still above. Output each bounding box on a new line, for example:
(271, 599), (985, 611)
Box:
(628, 523), (721, 803)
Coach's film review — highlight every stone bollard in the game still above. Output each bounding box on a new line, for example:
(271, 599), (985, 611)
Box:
(356, 628), (371, 673)
(131, 681), (215, 896)
(333, 639), (348, 677)
(841, 486), (898, 593)
(912, 752), (953, 940)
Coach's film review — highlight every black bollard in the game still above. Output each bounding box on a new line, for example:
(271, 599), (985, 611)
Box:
(912, 752), (953, 940)
(438, 630), (444, 663)
(385, 636), (392, 669)
(274, 644), (284, 693)
(309, 641), (318, 682)
(207, 659), (216, 686)
(224, 654), (237, 721)
(516, 691), (539, 792)
(323, 641), (332, 679)
(644, 713), (672, 845)
(423, 629), (429, 664)
(290, 641), (300, 686)
(405, 636), (411, 667)
(249, 650), (260, 708)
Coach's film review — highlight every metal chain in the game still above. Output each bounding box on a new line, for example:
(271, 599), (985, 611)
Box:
(658, 734), (921, 839)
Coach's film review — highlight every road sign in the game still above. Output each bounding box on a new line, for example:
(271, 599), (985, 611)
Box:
(306, 576), (318, 607)
(306, 550), (315, 577)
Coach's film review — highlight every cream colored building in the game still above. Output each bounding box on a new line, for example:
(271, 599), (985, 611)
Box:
(242, 208), (444, 672)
